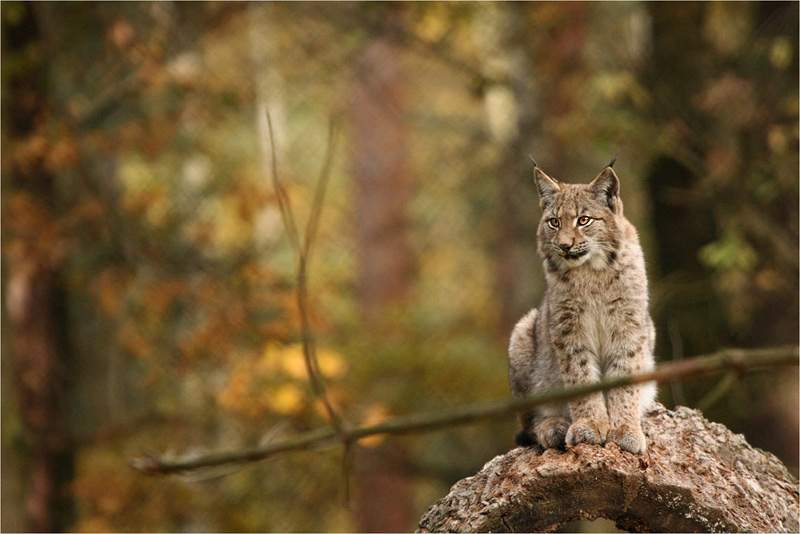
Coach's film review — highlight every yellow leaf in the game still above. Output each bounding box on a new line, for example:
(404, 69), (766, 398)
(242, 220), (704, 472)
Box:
(279, 344), (308, 380)
(317, 348), (348, 379)
(359, 404), (391, 448)
(278, 343), (348, 380)
(268, 384), (304, 415)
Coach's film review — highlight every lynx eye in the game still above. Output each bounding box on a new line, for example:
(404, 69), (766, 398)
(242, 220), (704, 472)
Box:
(577, 216), (593, 227)
(547, 218), (560, 229)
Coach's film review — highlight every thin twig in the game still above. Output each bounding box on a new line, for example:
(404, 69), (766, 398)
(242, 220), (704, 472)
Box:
(260, 107), (301, 254)
(132, 345), (798, 475)
(667, 317), (687, 406)
(260, 109), (345, 435)
(132, 426), (337, 475)
(303, 118), (340, 260)
(295, 119), (345, 434)
(695, 371), (739, 412)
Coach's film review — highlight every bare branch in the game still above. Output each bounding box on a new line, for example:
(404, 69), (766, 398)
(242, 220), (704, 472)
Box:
(131, 427), (337, 476)
(259, 110), (346, 434)
(696, 371), (738, 412)
(259, 108), (301, 254)
(303, 118), (340, 261)
(295, 119), (345, 434)
(132, 345), (798, 475)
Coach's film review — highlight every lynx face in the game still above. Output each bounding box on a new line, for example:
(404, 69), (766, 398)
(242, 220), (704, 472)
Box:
(534, 167), (622, 272)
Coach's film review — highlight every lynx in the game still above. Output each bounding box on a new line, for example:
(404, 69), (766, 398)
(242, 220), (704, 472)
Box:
(508, 158), (656, 454)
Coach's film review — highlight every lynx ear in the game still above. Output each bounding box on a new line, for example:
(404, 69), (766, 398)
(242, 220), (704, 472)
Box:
(590, 166), (621, 214)
(534, 167), (561, 210)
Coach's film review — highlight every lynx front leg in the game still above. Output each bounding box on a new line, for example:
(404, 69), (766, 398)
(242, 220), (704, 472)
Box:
(515, 409), (570, 449)
(555, 344), (609, 446)
(605, 344), (647, 454)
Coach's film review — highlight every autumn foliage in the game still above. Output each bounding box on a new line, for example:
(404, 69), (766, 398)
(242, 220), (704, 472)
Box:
(2, 3), (797, 532)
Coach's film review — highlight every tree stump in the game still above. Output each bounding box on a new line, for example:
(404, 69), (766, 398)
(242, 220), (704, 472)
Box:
(418, 404), (798, 533)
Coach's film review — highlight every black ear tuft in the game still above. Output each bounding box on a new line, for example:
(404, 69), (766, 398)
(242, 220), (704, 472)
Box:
(534, 167), (561, 210)
(608, 154), (619, 168)
(529, 154), (539, 169)
(590, 167), (621, 213)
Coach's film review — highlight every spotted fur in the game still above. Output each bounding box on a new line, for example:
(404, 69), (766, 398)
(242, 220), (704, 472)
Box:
(508, 163), (656, 454)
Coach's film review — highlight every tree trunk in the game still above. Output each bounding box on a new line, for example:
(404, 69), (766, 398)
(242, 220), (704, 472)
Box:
(3, 5), (76, 532)
(354, 443), (415, 533)
(350, 21), (414, 320)
(472, 2), (540, 335)
(418, 403), (799, 533)
(349, 10), (416, 532)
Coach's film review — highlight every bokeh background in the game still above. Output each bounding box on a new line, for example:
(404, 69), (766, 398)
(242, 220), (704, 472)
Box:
(2, 2), (798, 532)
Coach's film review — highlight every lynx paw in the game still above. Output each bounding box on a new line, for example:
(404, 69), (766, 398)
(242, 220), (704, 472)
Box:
(566, 418), (609, 446)
(607, 423), (646, 454)
(535, 417), (570, 449)
(515, 429), (535, 447)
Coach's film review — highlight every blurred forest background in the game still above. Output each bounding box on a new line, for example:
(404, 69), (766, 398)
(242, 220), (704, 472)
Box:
(2, 2), (798, 532)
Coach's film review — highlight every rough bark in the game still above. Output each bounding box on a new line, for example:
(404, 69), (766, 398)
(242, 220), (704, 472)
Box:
(418, 403), (799, 533)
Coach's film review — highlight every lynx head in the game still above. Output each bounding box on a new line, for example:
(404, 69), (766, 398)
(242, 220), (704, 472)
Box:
(533, 161), (623, 271)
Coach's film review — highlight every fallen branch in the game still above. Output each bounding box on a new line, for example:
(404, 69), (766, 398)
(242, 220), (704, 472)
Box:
(132, 345), (798, 475)
(417, 403), (799, 533)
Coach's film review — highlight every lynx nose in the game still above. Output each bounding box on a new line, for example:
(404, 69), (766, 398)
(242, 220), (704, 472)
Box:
(558, 243), (573, 253)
